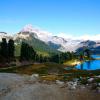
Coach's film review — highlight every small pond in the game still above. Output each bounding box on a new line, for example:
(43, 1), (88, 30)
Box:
(75, 55), (100, 70)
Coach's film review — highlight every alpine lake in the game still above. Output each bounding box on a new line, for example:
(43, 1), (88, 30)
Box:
(75, 55), (100, 70)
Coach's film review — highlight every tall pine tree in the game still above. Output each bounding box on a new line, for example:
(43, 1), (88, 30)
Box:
(20, 42), (36, 61)
(8, 39), (15, 61)
(0, 38), (8, 62)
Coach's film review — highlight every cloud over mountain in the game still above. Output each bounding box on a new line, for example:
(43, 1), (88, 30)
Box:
(1, 24), (100, 53)
(57, 33), (100, 41)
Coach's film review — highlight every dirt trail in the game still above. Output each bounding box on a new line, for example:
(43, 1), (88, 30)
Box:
(0, 73), (100, 100)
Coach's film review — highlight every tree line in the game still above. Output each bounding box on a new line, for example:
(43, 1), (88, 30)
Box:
(0, 38), (77, 64)
(0, 38), (15, 63)
(20, 41), (36, 61)
(0, 38), (37, 63)
(49, 52), (77, 63)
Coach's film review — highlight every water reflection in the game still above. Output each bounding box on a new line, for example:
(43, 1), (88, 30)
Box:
(80, 61), (91, 70)
(75, 59), (100, 70)
(87, 61), (91, 70)
(80, 63), (83, 70)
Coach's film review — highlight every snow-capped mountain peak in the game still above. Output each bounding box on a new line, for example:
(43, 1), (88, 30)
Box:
(20, 24), (52, 42)
(1, 24), (99, 53)
(20, 24), (39, 33)
(15, 24), (85, 52)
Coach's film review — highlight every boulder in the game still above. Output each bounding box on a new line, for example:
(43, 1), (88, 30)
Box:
(87, 78), (94, 83)
(30, 74), (39, 81)
(67, 81), (77, 90)
(56, 80), (64, 86)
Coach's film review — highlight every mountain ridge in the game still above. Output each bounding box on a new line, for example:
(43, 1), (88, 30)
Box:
(0, 24), (100, 54)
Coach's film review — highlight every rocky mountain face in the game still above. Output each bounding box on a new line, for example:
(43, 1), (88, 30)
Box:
(0, 32), (12, 41)
(0, 24), (100, 54)
(13, 24), (83, 52)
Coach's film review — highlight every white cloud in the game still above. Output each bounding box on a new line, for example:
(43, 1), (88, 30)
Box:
(57, 33), (100, 40)
(57, 33), (74, 39)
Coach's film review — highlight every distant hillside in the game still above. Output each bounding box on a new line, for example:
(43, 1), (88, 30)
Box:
(15, 36), (60, 57)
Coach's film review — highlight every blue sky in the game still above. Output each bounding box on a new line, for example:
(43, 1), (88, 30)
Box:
(0, 0), (100, 38)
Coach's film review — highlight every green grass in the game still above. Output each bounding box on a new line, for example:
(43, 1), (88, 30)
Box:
(63, 69), (100, 81)
(0, 62), (100, 81)
(15, 44), (21, 57)
(0, 62), (66, 75)
(64, 59), (80, 66)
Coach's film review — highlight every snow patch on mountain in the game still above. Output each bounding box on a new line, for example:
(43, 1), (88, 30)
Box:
(1, 24), (100, 52)
(48, 36), (82, 52)
(16, 24), (99, 52)
(20, 24), (52, 42)
(14, 33), (30, 39)
(0, 32), (12, 41)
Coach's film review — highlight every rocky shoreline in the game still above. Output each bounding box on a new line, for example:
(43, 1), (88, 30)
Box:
(0, 73), (100, 100)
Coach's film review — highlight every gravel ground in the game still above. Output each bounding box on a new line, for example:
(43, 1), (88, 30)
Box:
(0, 73), (100, 100)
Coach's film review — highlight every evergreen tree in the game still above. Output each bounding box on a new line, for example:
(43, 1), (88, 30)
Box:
(8, 39), (15, 61)
(50, 54), (59, 63)
(35, 54), (39, 62)
(20, 42), (36, 61)
(20, 42), (26, 61)
(84, 49), (91, 58)
(0, 38), (8, 61)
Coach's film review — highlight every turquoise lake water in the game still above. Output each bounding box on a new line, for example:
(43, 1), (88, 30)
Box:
(75, 55), (100, 70)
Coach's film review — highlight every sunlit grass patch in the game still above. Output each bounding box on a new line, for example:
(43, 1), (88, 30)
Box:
(64, 59), (80, 66)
